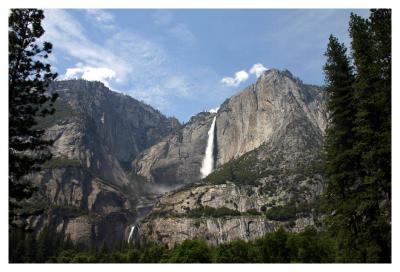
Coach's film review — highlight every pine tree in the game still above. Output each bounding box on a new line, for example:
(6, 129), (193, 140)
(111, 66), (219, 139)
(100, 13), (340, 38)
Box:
(323, 35), (360, 261)
(9, 228), (26, 263)
(36, 227), (55, 262)
(348, 10), (391, 262)
(9, 9), (57, 223)
(323, 10), (391, 262)
(24, 231), (37, 262)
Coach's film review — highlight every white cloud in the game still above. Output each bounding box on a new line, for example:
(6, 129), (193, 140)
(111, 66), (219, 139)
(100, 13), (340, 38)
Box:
(221, 70), (249, 87)
(86, 9), (114, 24)
(221, 63), (268, 87)
(249, 63), (268, 78)
(63, 66), (116, 87)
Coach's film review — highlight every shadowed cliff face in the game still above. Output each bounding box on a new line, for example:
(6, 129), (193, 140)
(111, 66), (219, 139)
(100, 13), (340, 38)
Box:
(21, 79), (180, 247)
(46, 80), (181, 172)
(133, 112), (216, 187)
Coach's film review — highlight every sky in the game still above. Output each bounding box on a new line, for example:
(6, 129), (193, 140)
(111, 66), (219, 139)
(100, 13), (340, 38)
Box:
(42, 9), (370, 122)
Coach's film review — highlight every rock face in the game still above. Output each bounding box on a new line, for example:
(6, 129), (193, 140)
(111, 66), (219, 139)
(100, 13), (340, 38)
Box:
(134, 69), (327, 186)
(138, 216), (315, 249)
(139, 217), (281, 249)
(22, 79), (180, 247)
(135, 69), (328, 246)
(215, 69), (327, 166)
(134, 112), (216, 188)
(154, 182), (269, 214)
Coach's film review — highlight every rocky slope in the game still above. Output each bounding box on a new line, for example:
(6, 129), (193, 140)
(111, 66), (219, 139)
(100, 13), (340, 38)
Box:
(18, 79), (180, 247)
(136, 145), (325, 247)
(137, 178), (322, 248)
(138, 215), (316, 249)
(134, 69), (328, 246)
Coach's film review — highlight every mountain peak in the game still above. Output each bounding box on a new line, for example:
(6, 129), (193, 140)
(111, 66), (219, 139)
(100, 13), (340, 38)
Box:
(260, 68), (302, 85)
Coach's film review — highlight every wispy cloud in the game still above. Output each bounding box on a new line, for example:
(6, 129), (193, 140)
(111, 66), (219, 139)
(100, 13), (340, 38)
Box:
(86, 9), (114, 24)
(152, 10), (174, 26)
(128, 73), (196, 110)
(151, 10), (195, 45)
(169, 24), (196, 44)
(43, 9), (170, 86)
(85, 9), (116, 31)
(43, 10), (128, 82)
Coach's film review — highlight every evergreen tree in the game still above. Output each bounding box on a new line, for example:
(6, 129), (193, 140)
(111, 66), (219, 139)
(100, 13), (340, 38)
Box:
(166, 239), (211, 263)
(24, 231), (37, 262)
(323, 35), (361, 261)
(9, 228), (26, 263)
(323, 9), (391, 262)
(348, 10), (391, 262)
(214, 240), (251, 263)
(36, 228), (49, 262)
(9, 9), (58, 223)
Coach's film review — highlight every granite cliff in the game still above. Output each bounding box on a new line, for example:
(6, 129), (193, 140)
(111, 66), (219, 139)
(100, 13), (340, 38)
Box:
(134, 69), (327, 186)
(18, 80), (180, 247)
(133, 69), (328, 246)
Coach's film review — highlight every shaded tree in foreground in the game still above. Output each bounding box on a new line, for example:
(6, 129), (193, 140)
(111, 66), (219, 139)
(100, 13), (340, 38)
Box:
(9, 9), (57, 224)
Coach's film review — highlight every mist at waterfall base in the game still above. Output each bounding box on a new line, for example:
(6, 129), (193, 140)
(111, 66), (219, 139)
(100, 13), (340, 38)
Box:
(200, 116), (217, 178)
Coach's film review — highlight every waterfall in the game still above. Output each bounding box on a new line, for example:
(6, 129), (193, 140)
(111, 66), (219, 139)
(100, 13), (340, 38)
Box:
(200, 116), (217, 178)
(127, 225), (135, 244)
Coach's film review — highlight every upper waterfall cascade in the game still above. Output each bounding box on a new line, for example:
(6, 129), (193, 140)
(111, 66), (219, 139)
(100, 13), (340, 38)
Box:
(200, 116), (217, 178)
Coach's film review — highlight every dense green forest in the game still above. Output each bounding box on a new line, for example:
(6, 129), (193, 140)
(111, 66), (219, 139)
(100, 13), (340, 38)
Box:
(10, 227), (335, 263)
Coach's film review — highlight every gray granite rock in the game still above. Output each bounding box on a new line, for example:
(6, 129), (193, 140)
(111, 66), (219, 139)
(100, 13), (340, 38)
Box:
(22, 79), (180, 247)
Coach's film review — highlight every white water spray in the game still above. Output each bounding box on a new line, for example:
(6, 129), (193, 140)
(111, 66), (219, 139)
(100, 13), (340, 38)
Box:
(127, 225), (135, 244)
(200, 116), (217, 178)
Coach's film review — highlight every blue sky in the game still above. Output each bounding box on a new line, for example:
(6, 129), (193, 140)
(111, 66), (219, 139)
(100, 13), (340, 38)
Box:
(42, 9), (370, 122)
